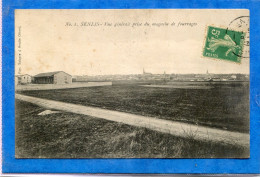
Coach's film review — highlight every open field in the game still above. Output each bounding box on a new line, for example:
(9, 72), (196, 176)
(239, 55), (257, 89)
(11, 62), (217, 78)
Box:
(16, 93), (249, 147)
(15, 100), (249, 158)
(19, 82), (249, 133)
(142, 85), (213, 89)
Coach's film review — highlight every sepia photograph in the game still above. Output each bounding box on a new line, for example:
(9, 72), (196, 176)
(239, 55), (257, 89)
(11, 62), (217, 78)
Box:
(15, 9), (249, 158)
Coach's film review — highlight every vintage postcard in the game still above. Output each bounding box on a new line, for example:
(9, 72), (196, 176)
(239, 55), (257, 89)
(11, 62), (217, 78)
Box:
(15, 9), (249, 158)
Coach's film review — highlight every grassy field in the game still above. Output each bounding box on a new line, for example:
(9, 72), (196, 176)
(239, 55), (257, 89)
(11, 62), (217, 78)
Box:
(19, 82), (249, 133)
(15, 100), (249, 158)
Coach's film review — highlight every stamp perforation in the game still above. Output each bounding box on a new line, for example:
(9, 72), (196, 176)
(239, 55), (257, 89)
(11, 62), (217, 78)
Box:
(202, 24), (248, 65)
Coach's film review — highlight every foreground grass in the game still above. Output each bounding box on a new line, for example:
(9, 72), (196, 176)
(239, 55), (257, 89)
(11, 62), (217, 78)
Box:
(15, 100), (249, 158)
(19, 83), (249, 133)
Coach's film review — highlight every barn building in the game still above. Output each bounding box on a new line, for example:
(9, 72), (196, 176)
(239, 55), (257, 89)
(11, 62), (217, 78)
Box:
(34, 71), (72, 84)
(15, 74), (32, 85)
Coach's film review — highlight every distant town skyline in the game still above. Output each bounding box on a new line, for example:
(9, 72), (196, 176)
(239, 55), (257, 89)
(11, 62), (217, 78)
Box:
(15, 9), (249, 76)
(17, 69), (249, 77)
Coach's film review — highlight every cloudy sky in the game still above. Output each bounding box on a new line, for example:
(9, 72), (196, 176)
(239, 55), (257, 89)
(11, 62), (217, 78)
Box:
(15, 9), (249, 76)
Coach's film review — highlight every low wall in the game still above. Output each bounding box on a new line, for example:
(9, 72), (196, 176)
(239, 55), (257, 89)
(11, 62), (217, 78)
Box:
(15, 82), (112, 91)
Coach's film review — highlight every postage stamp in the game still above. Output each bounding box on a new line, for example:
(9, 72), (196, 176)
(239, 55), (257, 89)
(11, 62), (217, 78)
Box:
(203, 26), (246, 63)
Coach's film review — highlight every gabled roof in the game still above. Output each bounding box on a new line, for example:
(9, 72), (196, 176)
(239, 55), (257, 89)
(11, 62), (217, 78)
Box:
(34, 71), (63, 78)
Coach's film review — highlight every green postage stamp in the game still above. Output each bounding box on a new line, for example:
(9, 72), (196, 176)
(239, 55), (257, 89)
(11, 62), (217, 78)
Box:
(203, 26), (246, 63)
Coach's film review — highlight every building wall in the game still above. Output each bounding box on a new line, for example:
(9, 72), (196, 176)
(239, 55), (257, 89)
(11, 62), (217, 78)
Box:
(34, 77), (54, 84)
(20, 75), (31, 84)
(54, 72), (72, 84)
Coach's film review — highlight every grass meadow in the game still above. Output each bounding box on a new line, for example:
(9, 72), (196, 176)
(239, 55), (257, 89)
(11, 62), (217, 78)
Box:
(15, 100), (249, 158)
(19, 82), (249, 133)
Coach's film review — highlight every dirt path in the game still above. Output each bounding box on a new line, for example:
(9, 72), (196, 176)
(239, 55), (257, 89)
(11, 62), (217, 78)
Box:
(16, 93), (249, 147)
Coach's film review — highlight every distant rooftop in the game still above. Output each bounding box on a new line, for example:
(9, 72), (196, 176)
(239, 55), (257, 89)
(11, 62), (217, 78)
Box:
(34, 71), (64, 77)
